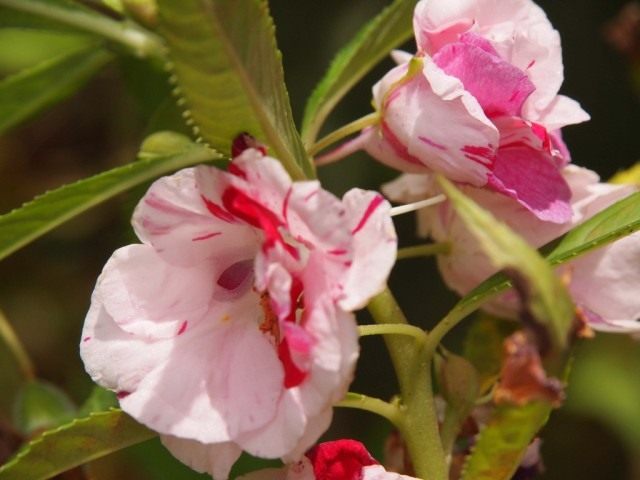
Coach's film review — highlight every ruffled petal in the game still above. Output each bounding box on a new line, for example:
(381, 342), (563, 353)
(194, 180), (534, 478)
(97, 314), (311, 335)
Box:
(433, 33), (535, 117)
(339, 189), (397, 311)
(487, 143), (572, 223)
(97, 245), (214, 338)
(532, 95), (591, 131)
(80, 297), (172, 395)
(161, 436), (242, 480)
(120, 310), (284, 444)
(381, 59), (499, 184)
(133, 167), (256, 267)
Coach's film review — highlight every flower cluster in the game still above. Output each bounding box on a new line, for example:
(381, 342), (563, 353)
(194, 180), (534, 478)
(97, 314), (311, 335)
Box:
(327, 0), (589, 223)
(385, 166), (640, 332)
(80, 145), (397, 478)
(78, 0), (639, 478)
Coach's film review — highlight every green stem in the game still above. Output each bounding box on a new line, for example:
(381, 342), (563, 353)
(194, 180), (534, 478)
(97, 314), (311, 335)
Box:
(423, 303), (477, 362)
(358, 324), (427, 342)
(367, 288), (448, 480)
(307, 112), (378, 156)
(440, 404), (466, 459)
(397, 243), (450, 260)
(0, 309), (35, 380)
(0, 0), (166, 59)
(337, 392), (402, 429)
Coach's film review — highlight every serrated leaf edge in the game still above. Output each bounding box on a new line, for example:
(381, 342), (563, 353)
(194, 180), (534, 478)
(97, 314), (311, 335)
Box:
(0, 409), (155, 476)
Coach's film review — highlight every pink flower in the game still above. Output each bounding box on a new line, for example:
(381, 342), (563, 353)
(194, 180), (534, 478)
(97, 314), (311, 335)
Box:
(335, 0), (589, 223)
(80, 149), (397, 479)
(384, 166), (640, 333)
(238, 439), (420, 480)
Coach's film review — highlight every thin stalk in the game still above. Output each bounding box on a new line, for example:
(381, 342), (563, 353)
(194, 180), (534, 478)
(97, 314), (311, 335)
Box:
(0, 0), (166, 59)
(390, 195), (446, 216)
(358, 323), (427, 342)
(368, 288), (448, 480)
(424, 302), (478, 362)
(397, 243), (451, 260)
(337, 392), (402, 429)
(0, 310), (35, 380)
(307, 112), (378, 156)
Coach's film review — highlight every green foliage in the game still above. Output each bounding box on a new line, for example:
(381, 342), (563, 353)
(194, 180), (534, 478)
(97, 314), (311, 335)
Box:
(156, 0), (312, 179)
(301, 0), (416, 143)
(0, 44), (111, 134)
(438, 177), (575, 351)
(451, 190), (640, 343)
(0, 0), (165, 59)
(546, 191), (640, 266)
(0, 133), (220, 262)
(12, 381), (76, 436)
(461, 402), (550, 480)
(0, 29), (95, 74)
(567, 335), (640, 449)
(0, 410), (154, 480)
(463, 315), (517, 391)
(78, 387), (118, 417)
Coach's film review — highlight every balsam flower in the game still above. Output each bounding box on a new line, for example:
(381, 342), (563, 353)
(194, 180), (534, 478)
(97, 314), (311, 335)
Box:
(384, 166), (640, 333)
(80, 148), (397, 479)
(334, 0), (589, 223)
(238, 439), (420, 480)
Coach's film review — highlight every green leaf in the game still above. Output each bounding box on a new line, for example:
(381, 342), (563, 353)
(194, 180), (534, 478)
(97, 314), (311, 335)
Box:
(0, 132), (221, 262)
(78, 387), (118, 417)
(0, 44), (111, 134)
(301, 0), (416, 143)
(545, 191), (640, 266)
(0, 7), (83, 32)
(0, 410), (154, 480)
(157, 0), (311, 179)
(0, 0), (165, 59)
(456, 191), (640, 320)
(438, 177), (575, 351)
(461, 402), (550, 480)
(463, 315), (517, 392)
(12, 381), (76, 436)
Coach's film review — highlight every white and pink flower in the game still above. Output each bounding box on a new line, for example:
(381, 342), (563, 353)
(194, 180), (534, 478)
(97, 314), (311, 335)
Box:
(384, 166), (640, 333)
(80, 148), (397, 479)
(327, 0), (589, 223)
(238, 439), (420, 480)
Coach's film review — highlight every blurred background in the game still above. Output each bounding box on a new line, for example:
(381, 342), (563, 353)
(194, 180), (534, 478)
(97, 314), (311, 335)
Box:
(0, 0), (639, 478)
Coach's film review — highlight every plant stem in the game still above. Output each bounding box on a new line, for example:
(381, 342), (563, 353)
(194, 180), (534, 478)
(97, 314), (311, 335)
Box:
(337, 392), (402, 429)
(397, 243), (451, 260)
(0, 309), (35, 380)
(307, 112), (378, 156)
(390, 195), (446, 217)
(368, 288), (448, 480)
(358, 323), (427, 342)
(0, 0), (166, 60)
(423, 302), (478, 362)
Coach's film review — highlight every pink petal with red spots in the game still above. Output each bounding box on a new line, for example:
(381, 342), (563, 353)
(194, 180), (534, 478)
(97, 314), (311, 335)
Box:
(98, 245), (214, 339)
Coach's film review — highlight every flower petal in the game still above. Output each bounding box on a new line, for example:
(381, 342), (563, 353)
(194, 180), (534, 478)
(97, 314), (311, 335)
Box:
(487, 149), (571, 223)
(133, 167), (256, 267)
(379, 59), (498, 184)
(339, 189), (397, 311)
(161, 436), (242, 480)
(433, 33), (535, 117)
(97, 245), (214, 338)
